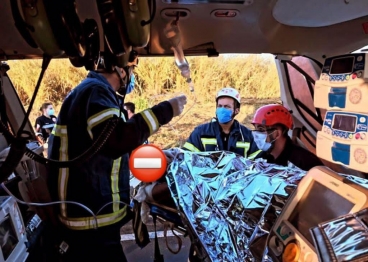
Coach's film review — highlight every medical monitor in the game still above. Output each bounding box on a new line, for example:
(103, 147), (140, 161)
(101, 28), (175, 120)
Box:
(314, 53), (368, 113)
(0, 196), (28, 262)
(267, 166), (368, 262)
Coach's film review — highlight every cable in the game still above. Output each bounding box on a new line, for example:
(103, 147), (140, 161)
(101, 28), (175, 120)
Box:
(0, 182), (98, 229)
(24, 117), (120, 168)
(95, 200), (131, 216)
(18, 54), (52, 136)
(150, 85), (197, 130)
(1, 182), (135, 229)
(141, 0), (156, 26)
(141, 86), (196, 148)
(166, 89), (197, 127)
(0, 55), (51, 182)
(150, 88), (196, 149)
(0, 111), (119, 170)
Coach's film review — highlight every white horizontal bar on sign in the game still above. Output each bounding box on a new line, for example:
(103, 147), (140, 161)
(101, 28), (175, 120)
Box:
(134, 158), (162, 169)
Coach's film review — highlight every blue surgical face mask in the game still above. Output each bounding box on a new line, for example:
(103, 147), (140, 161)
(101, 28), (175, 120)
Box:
(47, 109), (54, 116)
(216, 107), (233, 124)
(126, 73), (135, 94)
(252, 130), (276, 151)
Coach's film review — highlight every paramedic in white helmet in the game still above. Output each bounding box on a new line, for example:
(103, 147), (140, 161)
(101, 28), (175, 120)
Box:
(182, 87), (261, 159)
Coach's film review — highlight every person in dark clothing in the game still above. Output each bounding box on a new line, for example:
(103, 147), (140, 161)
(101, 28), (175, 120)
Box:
(123, 102), (135, 120)
(182, 87), (261, 159)
(34, 102), (57, 142)
(47, 49), (187, 262)
(252, 104), (323, 171)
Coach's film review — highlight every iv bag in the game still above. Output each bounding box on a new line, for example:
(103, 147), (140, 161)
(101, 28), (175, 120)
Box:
(164, 21), (190, 79)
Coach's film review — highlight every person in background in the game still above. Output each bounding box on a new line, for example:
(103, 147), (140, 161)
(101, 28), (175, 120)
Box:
(252, 104), (323, 171)
(182, 87), (261, 159)
(123, 102), (136, 120)
(177, 87), (260, 261)
(34, 102), (57, 142)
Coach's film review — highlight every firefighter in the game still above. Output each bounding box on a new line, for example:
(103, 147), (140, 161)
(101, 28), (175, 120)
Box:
(252, 104), (323, 171)
(47, 50), (187, 261)
(182, 87), (261, 159)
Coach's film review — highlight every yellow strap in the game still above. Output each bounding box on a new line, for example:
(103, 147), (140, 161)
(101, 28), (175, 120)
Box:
(201, 138), (217, 145)
(236, 141), (250, 157)
(201, 138), (217, 149)
(52, 124), (67, 136)
(236, 141), (250, 149)
(59, 206), (127, 230)
(111, 158), (121, 212)
(248, 150), (262, 160)
(183, 142), (200, 152)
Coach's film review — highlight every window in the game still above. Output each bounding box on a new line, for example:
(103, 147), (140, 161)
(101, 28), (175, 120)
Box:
(285, 56), (324, 134)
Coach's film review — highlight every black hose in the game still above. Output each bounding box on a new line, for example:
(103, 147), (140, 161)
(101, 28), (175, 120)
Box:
(0, 104), (119, 170)
(141, 0), (156, 26)
(0, 52), (120, 174)
(25, 116), (120, 168)
(0, 54), (51, 182)
(18, 55), (51, 135)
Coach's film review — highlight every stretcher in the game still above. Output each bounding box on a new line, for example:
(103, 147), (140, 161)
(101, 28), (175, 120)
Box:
(132, 150), (368, 262)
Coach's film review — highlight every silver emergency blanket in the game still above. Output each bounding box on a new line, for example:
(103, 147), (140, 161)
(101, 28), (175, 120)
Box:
(165, 150), (307, 262)
(341, 174), (368, 189)
(311, 208), (368, 262)
(310, 175), (368, 262)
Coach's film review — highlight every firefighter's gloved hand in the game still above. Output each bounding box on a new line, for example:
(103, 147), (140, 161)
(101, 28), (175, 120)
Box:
(168, 95), (187, 117)
(163, 148), (182, 164)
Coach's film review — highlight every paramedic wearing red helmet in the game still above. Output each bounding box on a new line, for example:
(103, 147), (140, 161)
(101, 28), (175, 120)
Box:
(252, 104), (323, 171)
(183, 87), (261, 159)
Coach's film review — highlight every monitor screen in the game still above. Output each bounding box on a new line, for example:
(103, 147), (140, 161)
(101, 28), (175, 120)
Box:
(332, 114), (356, 132)
(0, 215), (19, 261)
(288, 181), (354, 244)
(330, 56), (355, 74)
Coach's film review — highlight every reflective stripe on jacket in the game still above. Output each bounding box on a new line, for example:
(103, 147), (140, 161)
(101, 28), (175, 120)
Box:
(183, 119), (261, 159)
(48, 71), (173, 230)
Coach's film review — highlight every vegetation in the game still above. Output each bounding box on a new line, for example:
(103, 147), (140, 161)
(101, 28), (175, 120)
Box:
(7, 54), (280, 148)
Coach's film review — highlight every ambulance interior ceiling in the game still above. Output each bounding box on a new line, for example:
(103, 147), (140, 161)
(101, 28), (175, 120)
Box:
(1, 0), (368, 62)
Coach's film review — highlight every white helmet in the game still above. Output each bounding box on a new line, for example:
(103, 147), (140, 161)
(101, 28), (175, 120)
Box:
(216, 87), (241, 104)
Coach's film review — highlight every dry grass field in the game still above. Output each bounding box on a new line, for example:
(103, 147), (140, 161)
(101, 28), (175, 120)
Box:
(7, 54), (280, 148)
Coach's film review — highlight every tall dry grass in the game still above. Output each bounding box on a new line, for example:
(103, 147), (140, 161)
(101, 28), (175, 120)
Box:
(131, 55), (279, 106)
(7, 54), (280, 147)
(7, 59), (87, 122)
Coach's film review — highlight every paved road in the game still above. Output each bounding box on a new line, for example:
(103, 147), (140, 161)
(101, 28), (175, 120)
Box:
(121, 216), (191, 262)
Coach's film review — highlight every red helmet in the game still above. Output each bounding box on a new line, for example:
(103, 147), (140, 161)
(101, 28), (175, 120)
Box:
(252, 104), (293, 129)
